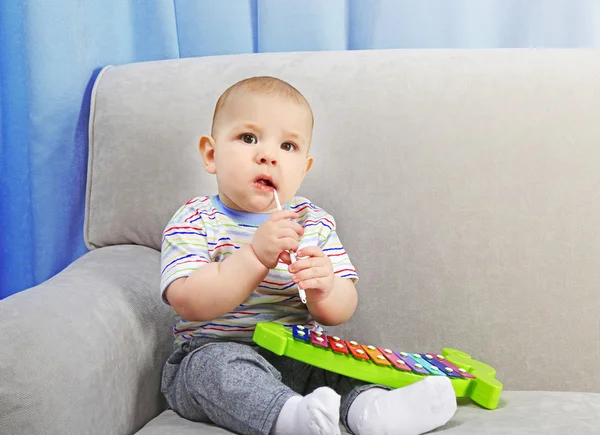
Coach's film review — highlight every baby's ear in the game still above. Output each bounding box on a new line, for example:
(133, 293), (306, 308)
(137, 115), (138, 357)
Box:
(304, 154), (314, 175)
(199, 136), (217, 174)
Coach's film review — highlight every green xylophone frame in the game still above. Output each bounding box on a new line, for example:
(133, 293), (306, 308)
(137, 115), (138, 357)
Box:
(253, 322), (503, 410)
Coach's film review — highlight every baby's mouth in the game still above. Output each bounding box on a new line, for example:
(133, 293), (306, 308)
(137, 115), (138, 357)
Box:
(255, 176), (277, 191)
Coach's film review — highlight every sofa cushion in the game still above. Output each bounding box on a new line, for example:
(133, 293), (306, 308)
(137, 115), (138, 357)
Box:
(136, 391), (600, 435)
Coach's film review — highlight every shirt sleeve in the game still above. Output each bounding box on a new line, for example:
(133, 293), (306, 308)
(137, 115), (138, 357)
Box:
(320, 226), (359, 283)
(300, 211), (359, 283)
(160, 202), (211, 303)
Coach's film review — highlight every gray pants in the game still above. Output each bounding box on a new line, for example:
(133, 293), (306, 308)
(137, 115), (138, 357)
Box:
(161, 337), (382, 435)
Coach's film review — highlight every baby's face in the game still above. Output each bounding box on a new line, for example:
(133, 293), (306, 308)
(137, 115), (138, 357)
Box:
(209, 92), (314, 213)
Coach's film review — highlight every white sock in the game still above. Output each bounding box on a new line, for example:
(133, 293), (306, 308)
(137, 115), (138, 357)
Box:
(271, 387), (341, 435)
(347, 377), (457, 435)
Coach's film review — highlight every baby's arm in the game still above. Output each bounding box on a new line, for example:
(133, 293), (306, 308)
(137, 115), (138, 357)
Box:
(165, 244), (268, 321)
(165, 209), (302, 321)
(307, 275), (358, 326)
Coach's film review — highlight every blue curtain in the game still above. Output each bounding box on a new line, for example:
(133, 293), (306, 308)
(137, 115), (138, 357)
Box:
(2, 0), (600, 299)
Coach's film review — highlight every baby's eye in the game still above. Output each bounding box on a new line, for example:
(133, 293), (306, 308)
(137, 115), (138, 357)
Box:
(281, 142), (297, 152)
(240, 133), (257, 144)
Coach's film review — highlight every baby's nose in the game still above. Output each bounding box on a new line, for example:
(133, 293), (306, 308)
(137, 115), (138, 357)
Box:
(260, 156), (277, 165)
(258, 147), (277, 165)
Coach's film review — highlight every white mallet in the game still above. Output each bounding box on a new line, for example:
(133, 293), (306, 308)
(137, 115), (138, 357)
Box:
(273, 189), (307, 304)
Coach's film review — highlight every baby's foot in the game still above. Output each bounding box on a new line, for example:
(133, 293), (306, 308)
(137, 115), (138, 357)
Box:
(348, 377), (457, 435)
(271, 387), (341, 435)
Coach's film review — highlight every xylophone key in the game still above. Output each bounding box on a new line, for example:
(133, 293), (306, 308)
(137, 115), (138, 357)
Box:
(423, 354), (461, 378)
(328, 336), (349, 354)
(346, 340), (370, 360)
(409, 353), (446, 376)
(393, 351), (430, 375)
(362, 345), (392, 366)
(378, 348), (412, 371)
(310, 330), (328, 348)
(292, 325), (309, 341)
(432, 354), (476, 379)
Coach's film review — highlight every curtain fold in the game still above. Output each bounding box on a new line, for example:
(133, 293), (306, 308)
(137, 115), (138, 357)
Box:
(0, 1), (181, 298)
(1, 0), (599, 298)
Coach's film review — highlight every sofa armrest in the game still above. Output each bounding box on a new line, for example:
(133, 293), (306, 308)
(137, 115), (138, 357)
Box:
(0, 245), (175, 435)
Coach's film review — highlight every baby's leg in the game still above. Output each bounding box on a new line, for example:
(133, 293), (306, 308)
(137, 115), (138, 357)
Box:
(259, 350), (342, 435)
(346, 377), (457, 435)
(163, 341), (296, 434)
(162, 341), (340, 435)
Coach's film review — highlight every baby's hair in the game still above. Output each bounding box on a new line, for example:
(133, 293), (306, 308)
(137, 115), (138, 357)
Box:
(211, 76), (313, 134)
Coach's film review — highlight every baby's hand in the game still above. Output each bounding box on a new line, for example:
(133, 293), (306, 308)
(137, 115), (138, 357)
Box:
(251, 210), (303, 269)
(288, 246), (334, 302)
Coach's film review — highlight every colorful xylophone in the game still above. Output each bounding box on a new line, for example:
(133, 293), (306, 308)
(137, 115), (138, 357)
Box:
(253, 322), (502, 410)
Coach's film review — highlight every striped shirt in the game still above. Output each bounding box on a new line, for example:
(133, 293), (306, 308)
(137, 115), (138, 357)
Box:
(160, 195), (358, 345)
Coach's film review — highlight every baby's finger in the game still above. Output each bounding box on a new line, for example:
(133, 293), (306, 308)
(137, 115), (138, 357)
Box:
(296, 246), (325, 258)
(270, 210), (299, 222)
(279, 251), (292, 265)
(289, 256), (330, 274)
(297, 277), (325, 290)
(280, 237), (299, 253)
(288, 257), (313, 273)
(290, 221), (304, 236)
(277, 227), (300, 242)
(276, 220), (303, 236)
(292, 264), (330, 283)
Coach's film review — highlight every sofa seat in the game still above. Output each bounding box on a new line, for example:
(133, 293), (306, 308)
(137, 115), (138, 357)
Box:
(136, 391), (600, 435)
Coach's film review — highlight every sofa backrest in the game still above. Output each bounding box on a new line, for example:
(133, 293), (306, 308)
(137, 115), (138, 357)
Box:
(87, 49), (600, 392)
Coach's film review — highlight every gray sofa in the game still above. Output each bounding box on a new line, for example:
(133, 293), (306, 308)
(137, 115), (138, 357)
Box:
(1, 49), (599, 435)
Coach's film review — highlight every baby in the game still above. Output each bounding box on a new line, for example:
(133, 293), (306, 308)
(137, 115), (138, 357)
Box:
(160, 76), (457, 435)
